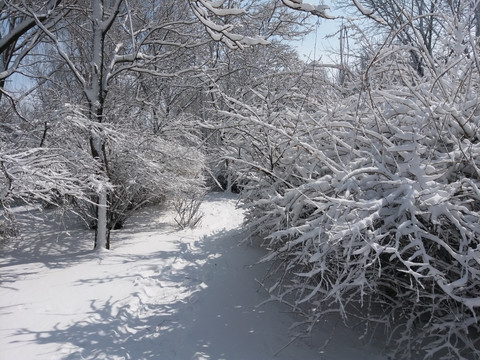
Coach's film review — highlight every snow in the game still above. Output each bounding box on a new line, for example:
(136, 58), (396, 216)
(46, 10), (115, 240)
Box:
(197, 0), (245, 16)
(351, 0), (387, 25)
(281, 0), (336, 19)
(0, 193), (386, 360)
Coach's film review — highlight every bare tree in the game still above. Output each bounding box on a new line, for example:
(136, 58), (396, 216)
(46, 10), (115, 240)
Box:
(17, 0), (294, 249)
(1, 0), (390, 250)
(0, 0), (70, 99)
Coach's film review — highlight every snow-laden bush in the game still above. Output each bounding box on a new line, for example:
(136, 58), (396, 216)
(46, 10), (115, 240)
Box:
(222, 26), (480, 359)
(0, 143), (105, 240)
(211, 63), (331, 191)
(72, 128), (206, 232)
(32, 104), (206, 238)
(173, 183), (205, 229)
(108, 131), (205, 229)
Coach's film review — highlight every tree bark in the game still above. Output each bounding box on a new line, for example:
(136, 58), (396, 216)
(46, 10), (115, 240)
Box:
(94, 187), (109, 249)
(89, 0), (115, 249)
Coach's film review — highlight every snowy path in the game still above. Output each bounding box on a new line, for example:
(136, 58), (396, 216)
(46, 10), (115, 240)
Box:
(0, 193), (385, 360)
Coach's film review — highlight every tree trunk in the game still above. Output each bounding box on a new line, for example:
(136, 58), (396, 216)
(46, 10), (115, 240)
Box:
(90, 125), (111, 250)
(94, 187), (109, 250)
(90, 0), (112, 250)
(476, 1), (480, 40)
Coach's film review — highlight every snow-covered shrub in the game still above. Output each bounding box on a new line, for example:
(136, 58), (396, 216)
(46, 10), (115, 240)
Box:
(0, 98), (108, 242)
(73, 129), (206, 232)
(213, 61), (331, 190)
(110, 131), (205, 229)
(173, 184), (205, 229)
(34, 100), (205, 234)
(223, 16), (480, 359)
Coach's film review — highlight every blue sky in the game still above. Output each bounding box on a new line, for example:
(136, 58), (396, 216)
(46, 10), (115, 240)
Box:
(289, 0), (346, 64)
(293, 17), (342, 62)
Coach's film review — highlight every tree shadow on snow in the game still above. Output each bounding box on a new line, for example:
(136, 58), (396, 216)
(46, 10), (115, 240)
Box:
(1, 208), (94, 265)
(10, 224), (322, 360)
(0, 203), (174, 272)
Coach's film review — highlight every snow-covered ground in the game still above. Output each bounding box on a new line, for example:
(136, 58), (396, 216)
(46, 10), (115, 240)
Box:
(0, 193), (386, 360)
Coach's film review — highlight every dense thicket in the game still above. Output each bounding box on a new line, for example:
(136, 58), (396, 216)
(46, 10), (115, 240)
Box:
(0, 0), (310, 247)
(218, 2), (480, 358)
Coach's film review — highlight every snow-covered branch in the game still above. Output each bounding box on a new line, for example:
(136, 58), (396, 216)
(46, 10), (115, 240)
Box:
(281, 0), (336, 19)
(214, 10), (480, 356)
(190, 0), (270, 49)
(0, 147), (99, 207)
(351, 0), (387, 25)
